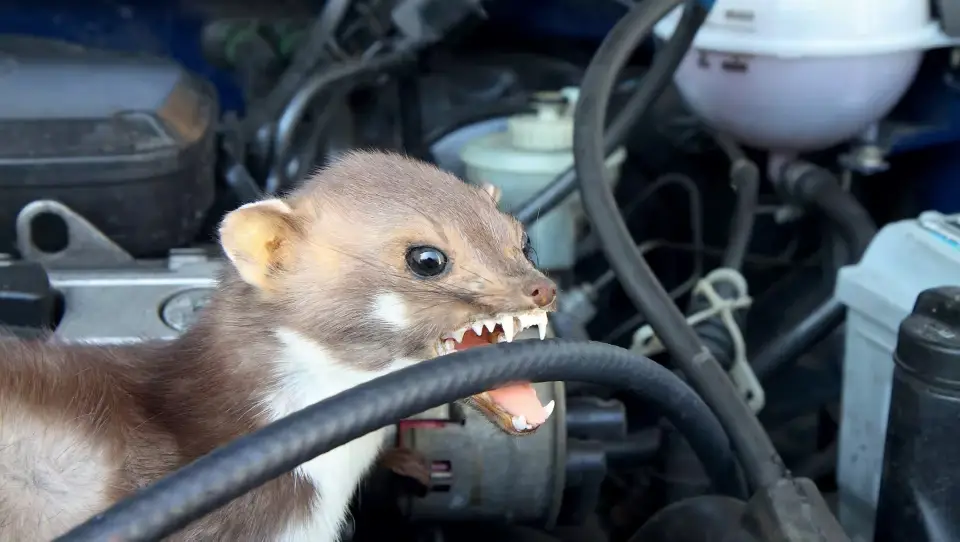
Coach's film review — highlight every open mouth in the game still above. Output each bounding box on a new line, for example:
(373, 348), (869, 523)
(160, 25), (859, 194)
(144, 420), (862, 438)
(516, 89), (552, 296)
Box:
(433, 310), (554, 436)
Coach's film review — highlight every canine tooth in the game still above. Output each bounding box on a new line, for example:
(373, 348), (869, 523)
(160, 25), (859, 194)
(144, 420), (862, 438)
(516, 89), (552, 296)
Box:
(471, 322), (484, 336)
(443, 339), (457, 354)
(536, 312), (548, 340)
(500, 316), (516, 342)
(484, 319), (497, 333)
(512, 415), (529, 432)
(544, 400), (555, 419)
(452, 328), (467, 343)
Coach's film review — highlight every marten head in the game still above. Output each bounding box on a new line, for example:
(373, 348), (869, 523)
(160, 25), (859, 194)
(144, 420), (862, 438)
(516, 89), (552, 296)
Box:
(218, 151), (557, 434)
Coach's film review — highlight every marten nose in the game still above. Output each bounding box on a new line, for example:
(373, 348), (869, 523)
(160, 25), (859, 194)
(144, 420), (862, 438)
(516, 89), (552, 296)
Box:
(525, 279), (557, 308)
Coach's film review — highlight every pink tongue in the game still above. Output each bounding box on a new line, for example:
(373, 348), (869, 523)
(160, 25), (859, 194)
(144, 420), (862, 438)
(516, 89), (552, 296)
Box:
(487, 383), (547, 425)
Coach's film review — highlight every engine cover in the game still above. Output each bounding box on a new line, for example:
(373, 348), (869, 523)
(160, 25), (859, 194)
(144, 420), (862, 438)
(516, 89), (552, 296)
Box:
(0, 36), (218, 257)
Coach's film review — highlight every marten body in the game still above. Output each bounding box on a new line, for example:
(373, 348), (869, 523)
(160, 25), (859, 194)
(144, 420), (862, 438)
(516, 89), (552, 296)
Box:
(0, 151), (557, 541)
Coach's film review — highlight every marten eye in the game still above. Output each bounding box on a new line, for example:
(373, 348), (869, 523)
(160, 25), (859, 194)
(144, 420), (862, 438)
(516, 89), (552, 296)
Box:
(406, 246), (448, 278)
(521, 233), (536, 263)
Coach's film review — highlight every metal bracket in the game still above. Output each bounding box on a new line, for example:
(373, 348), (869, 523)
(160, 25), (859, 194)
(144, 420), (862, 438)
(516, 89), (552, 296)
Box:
(15, 200), (134, 268)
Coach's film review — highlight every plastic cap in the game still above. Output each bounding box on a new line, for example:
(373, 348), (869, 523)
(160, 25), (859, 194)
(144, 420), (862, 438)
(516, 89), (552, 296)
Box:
(895, 286), (960, 387)
(508, 115), (573, 151)
(508, 90), (576, 151)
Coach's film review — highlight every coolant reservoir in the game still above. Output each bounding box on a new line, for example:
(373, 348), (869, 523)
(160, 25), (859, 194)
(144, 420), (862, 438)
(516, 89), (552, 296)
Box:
(460, 88), (626, 272)
(653, 0), (957, 153)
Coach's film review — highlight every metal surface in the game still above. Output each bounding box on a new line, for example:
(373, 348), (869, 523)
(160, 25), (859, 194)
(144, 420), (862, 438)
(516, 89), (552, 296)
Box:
(48, 251), (219, 344)
(15, 201), (219, 344)
(16, 200), (135, 268)
(161, 287), (217, 332)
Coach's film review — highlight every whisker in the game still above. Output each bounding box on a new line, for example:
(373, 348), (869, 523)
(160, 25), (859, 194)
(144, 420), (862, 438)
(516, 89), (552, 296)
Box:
(457, 265), (494, 285)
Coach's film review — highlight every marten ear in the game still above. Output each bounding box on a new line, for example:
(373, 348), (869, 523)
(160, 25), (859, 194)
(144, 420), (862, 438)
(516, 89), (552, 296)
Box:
(480, 182), (502, 205)
(219, 199), (300, 290)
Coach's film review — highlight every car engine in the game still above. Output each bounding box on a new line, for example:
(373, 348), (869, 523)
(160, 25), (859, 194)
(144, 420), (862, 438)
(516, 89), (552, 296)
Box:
(3, 1), (960, 541)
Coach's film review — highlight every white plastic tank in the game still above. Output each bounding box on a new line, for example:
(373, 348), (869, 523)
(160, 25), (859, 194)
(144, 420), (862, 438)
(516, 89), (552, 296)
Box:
(653, 0), (957, 153)
(460, 88), (626, 271)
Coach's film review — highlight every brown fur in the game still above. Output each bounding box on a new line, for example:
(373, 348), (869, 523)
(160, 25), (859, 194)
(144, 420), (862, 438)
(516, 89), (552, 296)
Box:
(0, 150), (556, 539)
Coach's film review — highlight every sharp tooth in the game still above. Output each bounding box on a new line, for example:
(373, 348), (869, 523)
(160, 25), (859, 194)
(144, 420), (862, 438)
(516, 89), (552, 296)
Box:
(443, 339), (457, 354)
(500, 315), (516, 342)
(484, 319), (497, 333)
(471, 322), (484, 336)
(452, 328), (467, 343)
(536, 312), (548, 340)
(511, 415), (529, 432)
(544, 400), (555, 419)
(517, 314), (534, 332)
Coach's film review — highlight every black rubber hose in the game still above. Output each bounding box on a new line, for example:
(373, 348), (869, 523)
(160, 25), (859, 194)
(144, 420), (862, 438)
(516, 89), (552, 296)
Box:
(712, 134), (760, 271)
(752, 299), (845, 381)
(782, 162), (875, 259)
(56, 340), (745, 542)
(751, 161), (877, 381)
(512, 0), (706, 226)
(571, 0), (787, 491)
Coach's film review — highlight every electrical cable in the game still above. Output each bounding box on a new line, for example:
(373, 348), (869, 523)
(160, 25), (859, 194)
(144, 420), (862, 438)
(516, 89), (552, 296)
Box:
(267, 48), (414, 192)
(603, 172), (706, 285)
(571, 0), (787, 490)
(595, 173), (705, 344)
(242, 0), (353, 136)
(512, 0), (705, 227)
(751, 161), (877, 381)
(56, 339), (746, 542)
(586, 233), (803, 289)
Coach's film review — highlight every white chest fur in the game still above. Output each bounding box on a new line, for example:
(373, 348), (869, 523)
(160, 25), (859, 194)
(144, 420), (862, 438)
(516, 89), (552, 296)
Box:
(268, 328), (416, 542)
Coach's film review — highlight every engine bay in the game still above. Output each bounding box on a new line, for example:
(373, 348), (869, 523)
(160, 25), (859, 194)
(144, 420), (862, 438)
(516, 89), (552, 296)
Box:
(4, 0), (960, 541)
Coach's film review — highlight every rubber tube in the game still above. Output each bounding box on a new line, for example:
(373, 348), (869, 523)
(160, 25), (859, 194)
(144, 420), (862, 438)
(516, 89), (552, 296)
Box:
(270, 48), (413, 190)
(56, 340), (745, 542)
(512, 0), (706, 226)
(752, 298), (845, 381)
(571, 0), (787, 491)
(751, 161), (877, 381)
(712, 134), (760, 271)
(784, 162), (875, 259)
